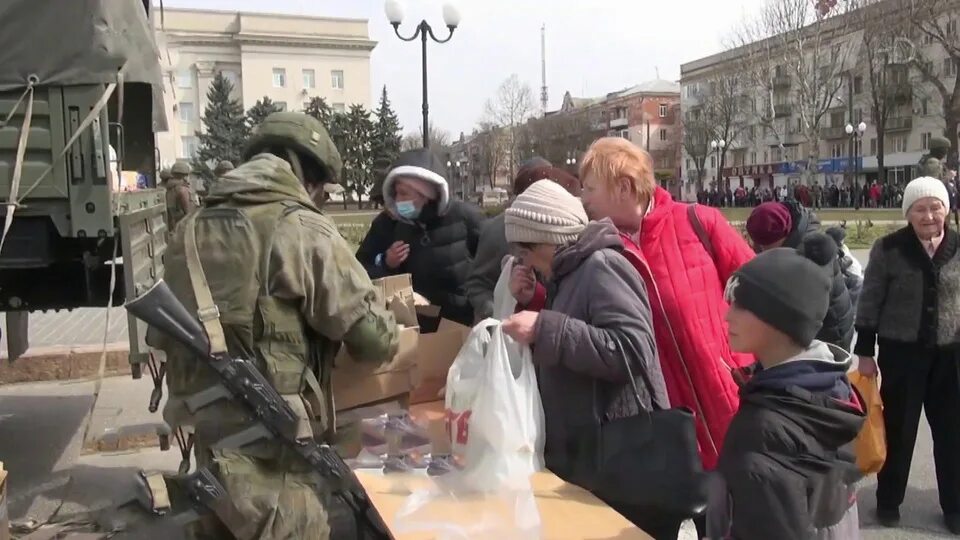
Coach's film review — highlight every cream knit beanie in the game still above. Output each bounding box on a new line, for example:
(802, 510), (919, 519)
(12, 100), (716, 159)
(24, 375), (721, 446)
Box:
(902, 176), (950, 216)
(504, 179), (588, 245)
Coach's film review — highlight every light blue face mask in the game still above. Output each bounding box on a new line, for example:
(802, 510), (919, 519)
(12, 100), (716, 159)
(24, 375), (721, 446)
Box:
(396, 200), (420, 220)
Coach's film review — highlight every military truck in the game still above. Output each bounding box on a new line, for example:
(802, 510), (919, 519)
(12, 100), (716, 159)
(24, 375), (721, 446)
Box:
(0, 0), (167, 377)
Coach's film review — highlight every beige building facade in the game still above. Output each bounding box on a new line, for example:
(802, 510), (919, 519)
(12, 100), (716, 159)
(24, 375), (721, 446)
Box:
(679, 2), (954, 201)
(153, 7), (376, 166)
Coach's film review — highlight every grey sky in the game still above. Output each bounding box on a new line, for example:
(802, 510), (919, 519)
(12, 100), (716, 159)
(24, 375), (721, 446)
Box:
(167, 0), (767, 138)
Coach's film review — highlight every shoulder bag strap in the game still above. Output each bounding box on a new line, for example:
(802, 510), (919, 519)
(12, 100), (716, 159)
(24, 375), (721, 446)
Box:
(182, 211), (228, 356)
(687, 203), (716, 263)
(616, 338), (666, 413)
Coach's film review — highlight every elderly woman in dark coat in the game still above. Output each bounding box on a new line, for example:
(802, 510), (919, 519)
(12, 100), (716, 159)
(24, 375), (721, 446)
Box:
(855, 176), (960, 534)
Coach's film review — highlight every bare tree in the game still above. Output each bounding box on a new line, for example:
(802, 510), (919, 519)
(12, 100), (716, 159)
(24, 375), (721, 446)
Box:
(682, 108), (713, 191)
(484, 74), (536, 177)
(700, 73), (751, 185)
(401, 124), (451, 151)
(472, 122), (510, 189)
(732, 0), (852, 184)
(843, 0), (916, 184)
(903, 0), (960, 168)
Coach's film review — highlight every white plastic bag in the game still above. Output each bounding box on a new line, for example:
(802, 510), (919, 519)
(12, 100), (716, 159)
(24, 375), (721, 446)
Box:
(492, 256), (518, 320)
(443, 318), (545, 491)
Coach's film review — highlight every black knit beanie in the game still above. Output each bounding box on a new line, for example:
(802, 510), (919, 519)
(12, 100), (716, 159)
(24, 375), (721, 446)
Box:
(726, 232), (836, 346)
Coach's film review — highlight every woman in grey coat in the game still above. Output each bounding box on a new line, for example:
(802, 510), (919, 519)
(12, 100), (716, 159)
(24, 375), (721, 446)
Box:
(499, 180), (672, 538)
(855, 176), (960, 534)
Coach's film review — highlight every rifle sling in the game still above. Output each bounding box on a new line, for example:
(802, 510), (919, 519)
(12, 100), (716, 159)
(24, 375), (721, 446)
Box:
(182, 211), (228, 356)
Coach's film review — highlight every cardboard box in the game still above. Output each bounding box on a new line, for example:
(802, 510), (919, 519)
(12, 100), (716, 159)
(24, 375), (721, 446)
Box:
(333, 326), (419, 412)
(0, 461), (8, 540)
(409, 319), (471, 405)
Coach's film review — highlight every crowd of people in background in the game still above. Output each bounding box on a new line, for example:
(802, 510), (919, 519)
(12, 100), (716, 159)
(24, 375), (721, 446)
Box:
(697, 180), (907, 210)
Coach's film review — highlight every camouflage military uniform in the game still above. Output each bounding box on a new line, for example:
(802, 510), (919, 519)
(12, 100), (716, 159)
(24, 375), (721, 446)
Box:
(919, 135), (951, 179)
(147, 114), (399, 539)
(165, 160), (196, 236)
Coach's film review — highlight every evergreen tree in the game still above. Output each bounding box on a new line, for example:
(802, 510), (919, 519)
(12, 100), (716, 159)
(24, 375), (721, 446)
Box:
(338, 104), (376, 209)
(304, 96), (334, 127)
(193, 72), (248, 180)
(370, 86), (403, 205)
(246, 96), (280, 131)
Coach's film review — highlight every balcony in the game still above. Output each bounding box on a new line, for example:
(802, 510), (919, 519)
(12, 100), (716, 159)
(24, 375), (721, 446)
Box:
(886, 116), (912, 131)
(773, 75), (791, 89)
(610, 116), (628, 129)
(820, 126), (848, 140)
(774, 103), (793, 118)
(885, 82), (912, 104)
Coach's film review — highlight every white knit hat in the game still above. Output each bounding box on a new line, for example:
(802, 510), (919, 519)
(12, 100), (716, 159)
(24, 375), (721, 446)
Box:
(902, 176), (951, 216)
(504, 179), (588, 245)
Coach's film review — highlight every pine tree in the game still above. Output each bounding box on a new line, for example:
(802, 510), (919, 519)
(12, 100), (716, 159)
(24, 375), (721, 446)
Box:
(370, 86), (403, 205)
(246, 96), (280, 131)
(338, 104), (376, 209)
(193, 72), (248, 180)
(304, 96), (334, 127)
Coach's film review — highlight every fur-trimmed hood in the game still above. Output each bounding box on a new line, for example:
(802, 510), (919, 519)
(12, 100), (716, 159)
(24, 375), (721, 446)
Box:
(381, 149), (450, 223)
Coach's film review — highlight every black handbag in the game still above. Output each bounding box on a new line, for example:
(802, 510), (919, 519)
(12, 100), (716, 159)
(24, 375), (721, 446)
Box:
(574, 351), (707, 516)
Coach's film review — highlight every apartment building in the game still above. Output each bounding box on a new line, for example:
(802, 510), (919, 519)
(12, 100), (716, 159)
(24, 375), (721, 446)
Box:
(153, 7), (376, 165)
(679, 2), (954, 202)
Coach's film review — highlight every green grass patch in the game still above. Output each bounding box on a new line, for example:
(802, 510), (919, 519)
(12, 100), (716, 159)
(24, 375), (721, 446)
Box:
(720, 207), (903, 222)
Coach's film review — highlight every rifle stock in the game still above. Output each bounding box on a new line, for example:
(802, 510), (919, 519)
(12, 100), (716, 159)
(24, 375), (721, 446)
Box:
(126, 280), (211, 358)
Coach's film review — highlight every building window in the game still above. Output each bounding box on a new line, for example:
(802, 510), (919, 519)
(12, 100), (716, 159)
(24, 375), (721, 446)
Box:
(710, 156), (716, 168)
(273, 68), (286, 88)
(888, 135), (907, 153)
(949, 19), (958, 35)
(796, 117), (802, 133)
(854, 139), (863, 156)
(659, 128), (667, 141)
(945, 58), (958, 77)
(177, 69), (192, 89)
(870, 138), (877, 155)
(180, 136), (198, 159)
(619, 129), (630, 139)
(275, 101), (287, 112)
(831, 143), (844, 158)
(332, 102), (345, 113)
(659, 103), (667, 118)
(178, 102), (194, 123)
(750, 151), (757, 164)
(922, 132), (932, 150)
(922, 98), (930, 116)
(853, 76), (863, 94)
(302, 69), (315, 89)
(763, 150), (768, 163)
(331, 70), (345, 90)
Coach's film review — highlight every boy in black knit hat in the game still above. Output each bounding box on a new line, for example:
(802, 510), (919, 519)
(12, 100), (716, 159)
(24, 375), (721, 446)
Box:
(705, 232), (866, 540)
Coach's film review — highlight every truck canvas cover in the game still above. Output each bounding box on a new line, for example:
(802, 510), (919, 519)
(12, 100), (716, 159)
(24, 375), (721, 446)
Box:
(0, 0), (167, 130)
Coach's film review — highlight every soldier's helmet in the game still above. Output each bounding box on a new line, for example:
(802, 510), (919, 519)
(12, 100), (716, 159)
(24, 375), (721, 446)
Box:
(159, 168), (172, 182)
(243, 112), (343, 185)
(171, 160), (192, 176)
(931, 136), (952, 152)
(214, 160), (234, 175)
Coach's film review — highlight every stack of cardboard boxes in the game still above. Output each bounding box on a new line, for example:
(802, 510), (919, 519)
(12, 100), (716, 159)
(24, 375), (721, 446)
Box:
(332, 274), (470, 413)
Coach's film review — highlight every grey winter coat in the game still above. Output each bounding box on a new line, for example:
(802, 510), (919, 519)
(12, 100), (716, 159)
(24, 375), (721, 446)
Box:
(465, 212), (508, 321)
(532, 219), (668, 481)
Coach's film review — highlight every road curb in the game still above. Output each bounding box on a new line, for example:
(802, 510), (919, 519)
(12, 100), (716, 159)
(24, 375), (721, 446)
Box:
(0, 343), (131, 384)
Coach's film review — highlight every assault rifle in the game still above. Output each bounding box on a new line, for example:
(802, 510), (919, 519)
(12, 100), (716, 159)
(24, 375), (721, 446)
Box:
(126, 279), (393, 540)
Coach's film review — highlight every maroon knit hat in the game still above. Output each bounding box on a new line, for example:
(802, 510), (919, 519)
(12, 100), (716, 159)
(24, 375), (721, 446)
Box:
(513, 166), (581, 197)
(746, 202), (793, 247)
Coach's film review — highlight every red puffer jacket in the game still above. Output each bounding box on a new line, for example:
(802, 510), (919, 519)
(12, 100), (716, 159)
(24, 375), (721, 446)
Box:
(619, 188), (755, 470)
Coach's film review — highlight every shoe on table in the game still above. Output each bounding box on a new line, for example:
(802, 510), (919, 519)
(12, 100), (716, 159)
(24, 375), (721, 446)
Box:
(946, 513), (960, 535)
(876, 507), (900, 527)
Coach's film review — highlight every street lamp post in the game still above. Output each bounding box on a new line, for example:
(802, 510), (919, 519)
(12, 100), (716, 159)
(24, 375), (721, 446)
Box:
(711, 139), (726, 188)
(845, 121), (867, 209)
(446, 159), (462, 197)
(385, 0), (460, 149)
(565, 151), (578, 172)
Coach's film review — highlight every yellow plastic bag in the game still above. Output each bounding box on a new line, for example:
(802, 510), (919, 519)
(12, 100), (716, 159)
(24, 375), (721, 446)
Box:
(849, 372), (887, 475)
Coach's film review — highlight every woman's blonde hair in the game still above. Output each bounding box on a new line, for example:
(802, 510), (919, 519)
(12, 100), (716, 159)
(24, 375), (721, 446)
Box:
(579, 137), (656, 204)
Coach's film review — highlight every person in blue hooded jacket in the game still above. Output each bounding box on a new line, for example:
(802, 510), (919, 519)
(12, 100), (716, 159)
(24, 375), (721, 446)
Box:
(356, 148), (485, 326)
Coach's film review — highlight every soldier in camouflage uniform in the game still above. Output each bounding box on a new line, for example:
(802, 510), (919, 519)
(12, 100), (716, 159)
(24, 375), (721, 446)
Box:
(165, 160), (196, 235)
(919, 135), (951, 179)
(214, 160), (235, 176)
(147, 112), (400, 539)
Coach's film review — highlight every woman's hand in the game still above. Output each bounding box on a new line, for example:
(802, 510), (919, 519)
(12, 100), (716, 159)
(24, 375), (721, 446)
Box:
(509, 263), (536, 306)
(385, 241), (410, 269)
(502, 311), (539, 345)
(858, 355), (878, 377)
